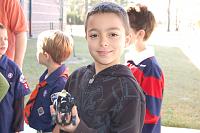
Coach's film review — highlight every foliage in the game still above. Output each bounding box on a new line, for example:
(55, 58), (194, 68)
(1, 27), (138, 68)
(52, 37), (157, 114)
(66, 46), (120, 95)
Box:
(67, 12), (84, 25)
(65, 0), (129, 25)
(65, 0), (85, 25)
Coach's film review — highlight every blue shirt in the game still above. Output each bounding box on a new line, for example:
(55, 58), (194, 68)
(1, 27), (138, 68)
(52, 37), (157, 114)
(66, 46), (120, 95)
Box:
(28, 64), (68, 132)
(0, 55), (30, 133)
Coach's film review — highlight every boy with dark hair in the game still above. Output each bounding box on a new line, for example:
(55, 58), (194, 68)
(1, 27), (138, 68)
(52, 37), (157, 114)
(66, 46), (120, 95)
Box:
(52, 2), (146, 133)
(126, 4), (165, 133)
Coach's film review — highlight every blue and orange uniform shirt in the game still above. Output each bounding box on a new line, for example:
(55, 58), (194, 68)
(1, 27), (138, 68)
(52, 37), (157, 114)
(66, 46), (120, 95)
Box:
(27, 64), (68, 132)
(125, 46), (164, 133)
(0, 55), (30, 133)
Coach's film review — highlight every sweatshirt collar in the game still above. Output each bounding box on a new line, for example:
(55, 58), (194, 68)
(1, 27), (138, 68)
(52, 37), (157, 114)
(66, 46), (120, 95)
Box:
(87, 63), (134, 78)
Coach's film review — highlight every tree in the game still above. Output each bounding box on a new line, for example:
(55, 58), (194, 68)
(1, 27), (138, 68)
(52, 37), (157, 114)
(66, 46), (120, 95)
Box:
(167, 0), (171, 32)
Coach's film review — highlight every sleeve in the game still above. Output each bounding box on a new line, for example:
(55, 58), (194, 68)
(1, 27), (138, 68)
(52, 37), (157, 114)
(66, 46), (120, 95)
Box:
(109, 78), (146, 133)
(12, 70), (30, 131)
(141, 65), (164, 124)
(12, 96), (25, 132)
(74, 120), (98, 133)
(15, 72), (31, 98)
(6, 0), (27, 33)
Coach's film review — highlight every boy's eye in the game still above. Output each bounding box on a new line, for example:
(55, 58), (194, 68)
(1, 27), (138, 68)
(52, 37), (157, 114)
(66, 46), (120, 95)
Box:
(89, 34), (98, 38)
(109, 33), (119, 37)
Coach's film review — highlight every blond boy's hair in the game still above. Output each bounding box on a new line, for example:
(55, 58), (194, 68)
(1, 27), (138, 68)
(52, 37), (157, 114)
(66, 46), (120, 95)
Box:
(37, 30), (73, 64)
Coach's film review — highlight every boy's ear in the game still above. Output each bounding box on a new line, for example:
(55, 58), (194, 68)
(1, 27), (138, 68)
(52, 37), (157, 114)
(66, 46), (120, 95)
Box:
(125, 33), (132, 48)
(43, 51), (50, 59)
(137, 30), (145, 40)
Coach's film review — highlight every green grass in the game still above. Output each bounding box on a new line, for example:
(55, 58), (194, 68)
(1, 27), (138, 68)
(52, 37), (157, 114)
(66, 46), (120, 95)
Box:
(155, 46), (200, 129)
(23, 37), (200, 129)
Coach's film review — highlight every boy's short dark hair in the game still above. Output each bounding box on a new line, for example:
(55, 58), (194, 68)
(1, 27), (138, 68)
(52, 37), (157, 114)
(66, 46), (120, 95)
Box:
(127, 4), (156, 41)
(85, 2), (130, 35)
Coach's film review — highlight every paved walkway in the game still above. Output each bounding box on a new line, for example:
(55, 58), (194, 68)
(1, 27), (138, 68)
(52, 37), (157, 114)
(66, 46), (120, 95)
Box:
(23, 123), (200, 133)
(162, 126), (200, 133)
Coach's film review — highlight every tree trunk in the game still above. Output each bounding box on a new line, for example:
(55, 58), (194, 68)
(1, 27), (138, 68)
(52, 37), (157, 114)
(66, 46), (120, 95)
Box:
(167, 0), (171, 32)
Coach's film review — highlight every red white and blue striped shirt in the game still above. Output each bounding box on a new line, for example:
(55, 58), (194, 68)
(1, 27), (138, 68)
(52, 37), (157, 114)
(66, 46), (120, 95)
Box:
(125, 46), (164, 133)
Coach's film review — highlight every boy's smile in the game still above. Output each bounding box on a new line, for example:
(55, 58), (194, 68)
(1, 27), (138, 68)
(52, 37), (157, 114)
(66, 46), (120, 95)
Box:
(96, 50), (112, 57)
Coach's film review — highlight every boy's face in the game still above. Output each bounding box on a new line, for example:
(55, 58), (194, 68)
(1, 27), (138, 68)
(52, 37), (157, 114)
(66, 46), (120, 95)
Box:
(86, 13), (130, 70)
(0, 29), (8, 57)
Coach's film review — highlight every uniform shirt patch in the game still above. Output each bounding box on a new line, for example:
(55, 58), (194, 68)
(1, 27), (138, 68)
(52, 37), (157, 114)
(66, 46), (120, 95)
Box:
(37, 107), (45, 116)
(19, 74), (26, 83)
(7, 72), (13, 79)
(19, 74), (29, 89)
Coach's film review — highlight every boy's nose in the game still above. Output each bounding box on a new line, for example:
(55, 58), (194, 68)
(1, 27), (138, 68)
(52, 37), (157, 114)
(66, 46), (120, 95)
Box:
(100, 37), (108, 47)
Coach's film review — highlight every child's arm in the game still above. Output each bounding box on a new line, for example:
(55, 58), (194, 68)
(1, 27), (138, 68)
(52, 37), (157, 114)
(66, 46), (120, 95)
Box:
(12, 70), (30, 132)
(141, 67), (164, 125)
(12, 96), (25, 132)
(109, 85), (146, 133)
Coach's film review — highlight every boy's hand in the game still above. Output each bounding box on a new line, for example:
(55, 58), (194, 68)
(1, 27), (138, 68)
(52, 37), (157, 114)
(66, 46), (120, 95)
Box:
(50, 105), (80, 132)
(59, 106), (80, 132)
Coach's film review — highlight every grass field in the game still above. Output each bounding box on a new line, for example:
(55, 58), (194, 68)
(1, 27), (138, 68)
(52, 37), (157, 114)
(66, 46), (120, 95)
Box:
(23, 36), (200, 129)
(155, 46), (200, 129)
